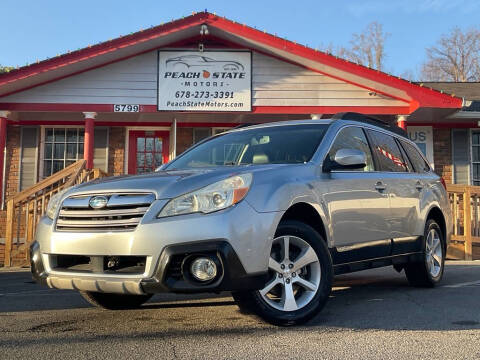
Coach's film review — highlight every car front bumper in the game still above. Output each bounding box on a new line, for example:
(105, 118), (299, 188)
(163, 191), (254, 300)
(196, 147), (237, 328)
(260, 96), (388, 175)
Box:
(32, 199), (281, 294)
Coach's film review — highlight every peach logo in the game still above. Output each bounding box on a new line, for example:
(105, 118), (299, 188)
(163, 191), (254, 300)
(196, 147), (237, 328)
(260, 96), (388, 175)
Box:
(203, 70), (211, 78)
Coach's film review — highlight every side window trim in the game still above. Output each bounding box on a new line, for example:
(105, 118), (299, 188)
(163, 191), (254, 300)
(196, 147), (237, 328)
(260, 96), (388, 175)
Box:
(363, 128), (381, 172)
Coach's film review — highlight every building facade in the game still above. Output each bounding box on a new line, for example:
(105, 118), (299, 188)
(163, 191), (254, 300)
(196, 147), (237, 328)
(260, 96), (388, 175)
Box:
(0, 12), (470, 262)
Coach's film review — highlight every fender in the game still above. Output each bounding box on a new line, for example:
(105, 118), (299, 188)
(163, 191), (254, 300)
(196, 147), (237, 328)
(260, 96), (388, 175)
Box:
(418, 180), (451, 241)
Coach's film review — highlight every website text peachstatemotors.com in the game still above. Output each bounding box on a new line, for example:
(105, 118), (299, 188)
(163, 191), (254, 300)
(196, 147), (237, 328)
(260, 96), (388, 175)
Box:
(165, 100), (244, 108)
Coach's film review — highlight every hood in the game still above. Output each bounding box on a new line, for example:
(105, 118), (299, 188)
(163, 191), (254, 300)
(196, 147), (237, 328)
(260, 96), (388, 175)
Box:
(67, 164), (287, 199)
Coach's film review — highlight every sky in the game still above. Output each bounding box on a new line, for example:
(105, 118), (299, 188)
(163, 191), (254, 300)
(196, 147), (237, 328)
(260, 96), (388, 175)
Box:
(1, 0), (480, 78)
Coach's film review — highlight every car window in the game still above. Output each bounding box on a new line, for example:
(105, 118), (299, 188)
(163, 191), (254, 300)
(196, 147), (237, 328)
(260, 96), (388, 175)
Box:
(166, 124), (328, 169)
(328, 127), (375, 171)
(396, 139), (414, 172)
(367, 130), (408, 172)
(400, 140), (431, 173)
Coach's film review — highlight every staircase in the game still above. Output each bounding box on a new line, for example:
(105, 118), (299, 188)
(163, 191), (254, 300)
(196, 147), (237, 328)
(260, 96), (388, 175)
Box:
(3, 160), (108, 267)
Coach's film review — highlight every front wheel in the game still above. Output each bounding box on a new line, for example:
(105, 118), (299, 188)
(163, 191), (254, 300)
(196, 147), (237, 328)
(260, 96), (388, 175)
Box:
(404, 219), (445, 287)
(80, 291), (153, 310)
(233, 220), (333, 326)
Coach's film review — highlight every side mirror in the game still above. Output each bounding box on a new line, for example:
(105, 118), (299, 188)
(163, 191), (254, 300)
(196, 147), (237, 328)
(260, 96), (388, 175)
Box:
(323, 148), (367, 172)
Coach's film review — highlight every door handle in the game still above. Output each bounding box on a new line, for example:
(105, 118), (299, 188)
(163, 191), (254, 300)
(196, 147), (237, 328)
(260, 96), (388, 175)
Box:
(415, 181), (423, 191)
(375, 182), (386, 192)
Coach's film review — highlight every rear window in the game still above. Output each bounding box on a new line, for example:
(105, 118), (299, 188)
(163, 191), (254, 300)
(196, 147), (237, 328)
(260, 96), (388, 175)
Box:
(367, 130), (408, 172)
(400, 140), (431, 173)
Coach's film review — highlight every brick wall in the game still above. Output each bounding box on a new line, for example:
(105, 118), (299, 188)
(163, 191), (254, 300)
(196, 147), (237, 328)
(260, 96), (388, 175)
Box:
(0, 125), (24, 265)
(4, 125), (21, 199)
(0, 126), (21, 237)
(433, 128), (452, 183)
(108, 127), (125, 176)
(177, 128), (193, 155)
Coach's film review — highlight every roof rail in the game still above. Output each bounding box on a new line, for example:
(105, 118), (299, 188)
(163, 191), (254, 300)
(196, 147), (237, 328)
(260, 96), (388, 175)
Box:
(331, 112), (408, 138)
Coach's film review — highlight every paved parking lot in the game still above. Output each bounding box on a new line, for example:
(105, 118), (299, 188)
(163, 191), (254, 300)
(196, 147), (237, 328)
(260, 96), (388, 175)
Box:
(0, 261), (479, 359)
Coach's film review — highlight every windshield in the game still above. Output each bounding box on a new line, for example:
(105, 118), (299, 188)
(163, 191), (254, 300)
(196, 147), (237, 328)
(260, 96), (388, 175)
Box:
(165, 124), (328, 170)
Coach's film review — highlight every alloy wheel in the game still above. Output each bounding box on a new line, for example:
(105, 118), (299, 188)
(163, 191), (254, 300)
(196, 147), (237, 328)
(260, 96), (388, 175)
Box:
(426, 228), (442, 278)
(259, 235), (321, 312)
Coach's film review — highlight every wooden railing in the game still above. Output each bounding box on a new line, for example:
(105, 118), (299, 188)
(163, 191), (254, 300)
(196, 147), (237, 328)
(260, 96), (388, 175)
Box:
(447, 184), (480, 260)
(3, 160), (108, 267)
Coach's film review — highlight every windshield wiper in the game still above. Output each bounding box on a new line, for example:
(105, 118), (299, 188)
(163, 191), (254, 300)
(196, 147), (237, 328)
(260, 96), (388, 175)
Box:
(223, 161), (237, 166)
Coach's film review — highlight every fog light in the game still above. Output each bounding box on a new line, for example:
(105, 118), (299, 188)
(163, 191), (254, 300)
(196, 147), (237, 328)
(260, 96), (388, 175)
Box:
(190, 257), (217, 282)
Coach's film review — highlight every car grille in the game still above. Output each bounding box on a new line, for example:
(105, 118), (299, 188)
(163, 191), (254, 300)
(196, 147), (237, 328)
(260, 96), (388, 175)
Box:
(56, 193), (155, 232)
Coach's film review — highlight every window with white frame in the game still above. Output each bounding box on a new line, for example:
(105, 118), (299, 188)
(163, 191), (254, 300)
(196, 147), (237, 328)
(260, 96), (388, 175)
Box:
(43, 128), (84, 177)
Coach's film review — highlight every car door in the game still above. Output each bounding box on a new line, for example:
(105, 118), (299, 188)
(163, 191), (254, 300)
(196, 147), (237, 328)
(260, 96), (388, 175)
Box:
(391, 139), (435, 253)
(365, 129), (419, 242)
(319, 126), (392, 263)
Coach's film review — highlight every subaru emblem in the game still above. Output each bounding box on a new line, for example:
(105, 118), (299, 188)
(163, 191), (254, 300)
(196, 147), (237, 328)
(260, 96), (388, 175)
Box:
(89, 196), (108, 209)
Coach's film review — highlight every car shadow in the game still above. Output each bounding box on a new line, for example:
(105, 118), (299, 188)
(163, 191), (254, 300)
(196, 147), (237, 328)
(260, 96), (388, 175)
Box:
(1, 263), (479, 334)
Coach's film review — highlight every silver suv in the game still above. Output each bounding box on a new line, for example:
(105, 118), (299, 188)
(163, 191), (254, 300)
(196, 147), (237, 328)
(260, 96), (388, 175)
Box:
(31, 113), (451, 326)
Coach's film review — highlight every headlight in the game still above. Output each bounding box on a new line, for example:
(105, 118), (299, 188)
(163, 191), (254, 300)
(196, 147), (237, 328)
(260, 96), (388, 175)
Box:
(46, 189), (68, 219)
(158, 173), (252, 218)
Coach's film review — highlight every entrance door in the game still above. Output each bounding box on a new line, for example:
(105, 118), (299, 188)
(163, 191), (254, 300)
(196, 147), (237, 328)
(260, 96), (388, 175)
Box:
(128, 131), (170, 174)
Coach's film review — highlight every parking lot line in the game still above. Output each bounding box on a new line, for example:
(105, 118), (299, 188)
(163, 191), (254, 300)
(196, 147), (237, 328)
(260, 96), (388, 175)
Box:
(442, 280), (480, 288)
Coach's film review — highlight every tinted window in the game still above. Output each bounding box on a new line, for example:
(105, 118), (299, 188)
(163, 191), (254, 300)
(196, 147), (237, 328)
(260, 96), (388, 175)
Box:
(166, 124), (328, 169)
(397, 139), (414, 172)
(328, 127), (375, 171)
(367, 130), (408, 172)
(400, 140), (430, 173)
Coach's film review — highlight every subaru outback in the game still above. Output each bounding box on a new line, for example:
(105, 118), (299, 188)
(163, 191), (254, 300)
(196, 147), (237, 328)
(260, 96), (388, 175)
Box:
(31, 113), (451, 326)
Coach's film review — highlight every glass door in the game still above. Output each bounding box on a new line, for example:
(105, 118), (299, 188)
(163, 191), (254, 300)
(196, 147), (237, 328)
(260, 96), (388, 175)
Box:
(128, 131), (170, 174)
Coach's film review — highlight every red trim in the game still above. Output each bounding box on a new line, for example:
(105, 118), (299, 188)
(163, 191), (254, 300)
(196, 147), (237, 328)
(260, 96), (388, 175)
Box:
(0, 34), (408, 105)
(200, 36), (412, 104)
(0, 12), (462, 111)
(410, 122), (480, 129)
(128, 130), (169, 174)
(13, 120), (240, 127)
(0, 13), (208, 87)
(204, 15), (462, 109)
(0, 102), (412, 115)
(251, 106), (411, 115)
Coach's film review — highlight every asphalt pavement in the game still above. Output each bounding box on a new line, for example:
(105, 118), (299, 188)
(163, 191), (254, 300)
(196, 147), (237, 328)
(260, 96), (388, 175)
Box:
(0, 261), (479, 359)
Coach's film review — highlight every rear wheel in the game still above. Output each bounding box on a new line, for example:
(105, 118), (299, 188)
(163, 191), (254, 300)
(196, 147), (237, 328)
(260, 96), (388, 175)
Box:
(80, 291), (153, 310)
(233, 220), (333, 326)
(405, 219), (445, 287)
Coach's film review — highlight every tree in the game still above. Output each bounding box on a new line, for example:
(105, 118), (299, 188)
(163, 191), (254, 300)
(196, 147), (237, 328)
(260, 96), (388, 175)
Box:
(0, 65), (14, 74)
(421, 27), (480, 82)
(347, 22), (388, 71)
(325, 22), (389, 71)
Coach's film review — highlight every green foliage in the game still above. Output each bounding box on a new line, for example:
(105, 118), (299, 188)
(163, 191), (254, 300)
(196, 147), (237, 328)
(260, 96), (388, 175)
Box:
(0, 65), (14, 74)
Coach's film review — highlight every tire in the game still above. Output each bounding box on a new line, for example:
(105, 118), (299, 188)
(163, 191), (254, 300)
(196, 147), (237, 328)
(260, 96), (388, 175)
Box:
(233, 220), (333, 326)
(405, 219), (445, 287)
(80, 291), (153, 310)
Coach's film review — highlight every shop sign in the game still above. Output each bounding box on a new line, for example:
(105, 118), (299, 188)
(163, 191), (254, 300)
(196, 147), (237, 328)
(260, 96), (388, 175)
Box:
(157, 51), (251, 111)
(408, 126), (434, 169)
